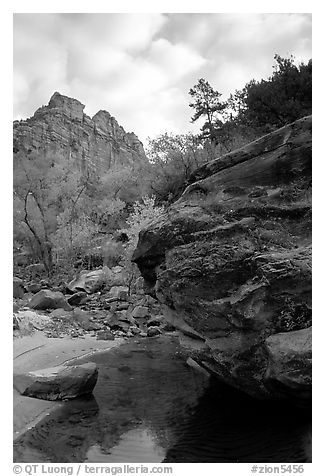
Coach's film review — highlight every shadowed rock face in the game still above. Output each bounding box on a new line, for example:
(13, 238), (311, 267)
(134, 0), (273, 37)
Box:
(13, 92), (148, 170)
(133, 116), (312, 403)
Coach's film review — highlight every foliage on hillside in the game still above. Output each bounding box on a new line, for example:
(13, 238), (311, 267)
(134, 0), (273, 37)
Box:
(13, 54), (311, 278)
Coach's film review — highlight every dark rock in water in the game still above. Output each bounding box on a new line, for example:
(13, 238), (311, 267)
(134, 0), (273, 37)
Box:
(13, 277), (25, 298)
(67, 291), (88, 306)
(13, 362), (98, 400)
(29, 290), (72, 311)
(264, 327), (312, 400)
(133, 116), (312, 402)
(147, 326), (162, 337)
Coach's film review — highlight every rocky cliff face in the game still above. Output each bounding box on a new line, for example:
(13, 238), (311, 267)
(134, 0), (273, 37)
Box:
(13, 92), (148, 170)
(133, 116), (312, 403)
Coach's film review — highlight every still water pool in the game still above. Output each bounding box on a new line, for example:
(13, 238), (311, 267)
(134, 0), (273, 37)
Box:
(13, 335), (311, 463)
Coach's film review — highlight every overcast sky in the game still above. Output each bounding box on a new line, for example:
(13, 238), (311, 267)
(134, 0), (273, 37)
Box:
(13, 13), (312, 145)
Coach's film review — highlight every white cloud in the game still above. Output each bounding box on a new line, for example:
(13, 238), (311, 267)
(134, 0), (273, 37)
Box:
(13, 13), (312, 143)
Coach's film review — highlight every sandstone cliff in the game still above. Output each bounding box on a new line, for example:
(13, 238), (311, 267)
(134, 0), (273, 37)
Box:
(133, 116), (312, 403)
(13, 92), (148, 170)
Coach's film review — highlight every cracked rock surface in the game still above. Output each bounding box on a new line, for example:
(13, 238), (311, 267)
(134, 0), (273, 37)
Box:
(133, 116), (312, 403)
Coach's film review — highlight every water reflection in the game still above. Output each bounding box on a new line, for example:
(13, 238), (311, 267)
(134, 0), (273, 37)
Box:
(13, 336), (311, 463)
(163, 378), (312, 463)
(86, 426), (165, 463)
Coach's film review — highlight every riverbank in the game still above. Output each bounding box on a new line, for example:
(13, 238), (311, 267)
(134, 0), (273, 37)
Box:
(13, 331), (123, 440)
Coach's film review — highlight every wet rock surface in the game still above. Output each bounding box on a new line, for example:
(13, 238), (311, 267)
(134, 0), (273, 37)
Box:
(14, 362), (98, 401)
(133, 116), (312, 403)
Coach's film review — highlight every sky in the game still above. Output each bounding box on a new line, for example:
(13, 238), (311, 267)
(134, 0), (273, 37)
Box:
(13, 13), (312, 145)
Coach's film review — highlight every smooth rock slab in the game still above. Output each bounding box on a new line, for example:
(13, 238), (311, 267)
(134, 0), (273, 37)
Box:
(13, 362), (98, 401)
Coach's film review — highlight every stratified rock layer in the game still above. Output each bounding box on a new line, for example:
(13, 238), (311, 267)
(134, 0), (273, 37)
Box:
(133, 116), (312, 403)
(13, 92), (148, 170)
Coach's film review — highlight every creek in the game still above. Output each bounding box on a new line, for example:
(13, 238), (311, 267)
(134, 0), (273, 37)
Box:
(13, 335), (311, 463)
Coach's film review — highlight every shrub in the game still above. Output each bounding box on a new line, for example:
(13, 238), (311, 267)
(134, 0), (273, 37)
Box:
(119, 196), (165, 293)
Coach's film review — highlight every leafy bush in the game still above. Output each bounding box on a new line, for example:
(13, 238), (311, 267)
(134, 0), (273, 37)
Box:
(146, 133), (210, 203)
(52, 214), (99, 268)
(119, 196), (165, 292)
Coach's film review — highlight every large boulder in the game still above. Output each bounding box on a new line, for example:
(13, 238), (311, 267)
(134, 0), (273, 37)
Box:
(13, 362), (98, 400)
(67, 268), (106, 294)
(133, 116), (312, 403)
(29, 290), (72, 311)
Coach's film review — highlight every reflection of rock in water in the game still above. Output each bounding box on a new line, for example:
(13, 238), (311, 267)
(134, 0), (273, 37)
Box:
(13, 395), (100, 463)
(86, 426), (165, 463)
(14, 336), (311, 463)
(164, 379), (312, 463)
(14, 336), (209, 463)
